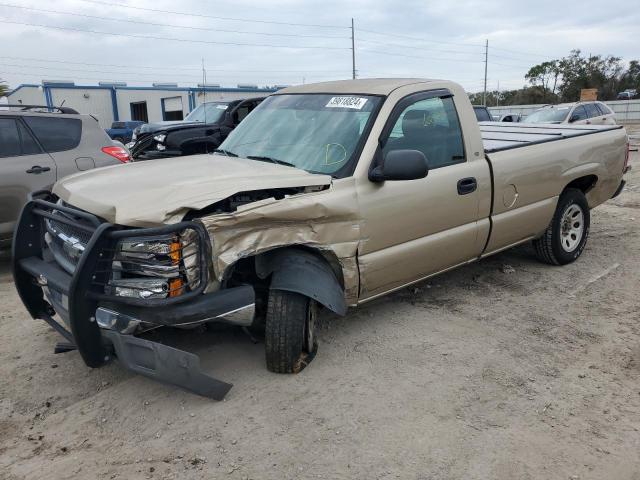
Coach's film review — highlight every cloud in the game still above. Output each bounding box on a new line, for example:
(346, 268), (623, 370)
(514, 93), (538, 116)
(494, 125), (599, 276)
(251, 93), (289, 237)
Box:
(0, 0), (638, 93)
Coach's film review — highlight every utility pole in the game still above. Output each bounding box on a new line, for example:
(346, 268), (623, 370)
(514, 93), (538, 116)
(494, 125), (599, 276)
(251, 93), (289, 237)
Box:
(483, 39), (488, 106)
(351, 18), (356, 79)
(496, 80), (500, 106)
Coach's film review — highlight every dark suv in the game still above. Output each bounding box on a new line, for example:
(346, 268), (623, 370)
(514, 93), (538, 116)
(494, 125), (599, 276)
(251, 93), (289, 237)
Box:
(0, 105), (128, 247)
(130, 97), (264, 160)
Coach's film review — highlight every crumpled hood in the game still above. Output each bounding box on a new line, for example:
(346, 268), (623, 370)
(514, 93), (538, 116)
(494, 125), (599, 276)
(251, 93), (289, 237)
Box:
(53, 154), (332, 226)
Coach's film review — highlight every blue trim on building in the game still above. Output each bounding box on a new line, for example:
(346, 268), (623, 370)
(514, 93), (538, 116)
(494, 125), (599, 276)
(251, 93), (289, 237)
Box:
(43, 86), (53, 108)
(7, 83), (278, 122)
(110, 87), (119, 121)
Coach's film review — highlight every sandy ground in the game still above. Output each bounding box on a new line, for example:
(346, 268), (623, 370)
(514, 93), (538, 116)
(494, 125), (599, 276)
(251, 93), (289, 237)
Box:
(1, 145), (639, 480)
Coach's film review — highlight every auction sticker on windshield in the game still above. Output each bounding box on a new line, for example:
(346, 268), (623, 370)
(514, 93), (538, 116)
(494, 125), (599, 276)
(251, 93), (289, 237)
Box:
(326, 96), (368, 109)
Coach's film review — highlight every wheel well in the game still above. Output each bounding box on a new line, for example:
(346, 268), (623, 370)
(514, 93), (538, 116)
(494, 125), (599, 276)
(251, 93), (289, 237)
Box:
(223, 246), (344, 289)
(222, 246), (346, 319)
(564, 175), (598, 195)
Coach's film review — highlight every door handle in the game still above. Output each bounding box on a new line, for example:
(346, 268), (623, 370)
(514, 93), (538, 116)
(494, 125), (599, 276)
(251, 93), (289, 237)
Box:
(457, 177), (477, 195)
(25, 165), (51, 174)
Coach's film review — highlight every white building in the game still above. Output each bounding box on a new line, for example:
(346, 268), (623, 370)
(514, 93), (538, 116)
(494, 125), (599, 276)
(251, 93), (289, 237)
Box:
(7, 81), (280, 128)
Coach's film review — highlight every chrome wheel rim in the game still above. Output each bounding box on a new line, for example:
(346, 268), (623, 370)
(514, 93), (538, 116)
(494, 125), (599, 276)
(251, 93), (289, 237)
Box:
(560, 203), (584, 252)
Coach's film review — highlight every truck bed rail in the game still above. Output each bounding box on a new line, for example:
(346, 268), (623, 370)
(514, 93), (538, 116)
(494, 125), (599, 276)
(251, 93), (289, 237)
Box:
(480, 122), (624, 153)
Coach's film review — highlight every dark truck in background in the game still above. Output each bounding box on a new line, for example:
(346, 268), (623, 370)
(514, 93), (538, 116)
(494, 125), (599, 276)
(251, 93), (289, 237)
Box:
(130, 98), (264, 160)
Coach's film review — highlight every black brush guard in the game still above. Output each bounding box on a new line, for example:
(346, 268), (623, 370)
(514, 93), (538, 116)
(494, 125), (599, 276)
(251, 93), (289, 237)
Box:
(12, 193), (254, 400)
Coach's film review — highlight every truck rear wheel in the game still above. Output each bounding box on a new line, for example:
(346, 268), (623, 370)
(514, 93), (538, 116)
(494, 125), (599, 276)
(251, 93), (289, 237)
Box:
(533, 188), (590, 265)
(265, 290), (317, 374)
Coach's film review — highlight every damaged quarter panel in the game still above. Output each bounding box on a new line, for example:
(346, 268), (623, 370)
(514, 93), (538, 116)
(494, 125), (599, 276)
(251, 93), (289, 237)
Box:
(198, 178), (362, 305)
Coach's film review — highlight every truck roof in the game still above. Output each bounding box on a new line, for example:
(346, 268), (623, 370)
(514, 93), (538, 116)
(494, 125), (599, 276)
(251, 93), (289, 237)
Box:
(278, 78), (442, 96)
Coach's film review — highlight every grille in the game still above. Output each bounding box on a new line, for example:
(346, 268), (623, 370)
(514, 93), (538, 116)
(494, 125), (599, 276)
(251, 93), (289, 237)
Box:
(44, 208), (96, 274)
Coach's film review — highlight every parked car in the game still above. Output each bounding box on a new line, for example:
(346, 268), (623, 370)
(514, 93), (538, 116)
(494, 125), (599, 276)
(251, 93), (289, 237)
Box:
(0, 105), (129, 247)
(523, 101), (616, 125)
(616, 89), (638, 100)
(473, 105), (493, 121)
(106, 120), (145, 144)
(499, 113), (522, 122)
(13, 79), (628, 399)
(130, 98), (264, 160)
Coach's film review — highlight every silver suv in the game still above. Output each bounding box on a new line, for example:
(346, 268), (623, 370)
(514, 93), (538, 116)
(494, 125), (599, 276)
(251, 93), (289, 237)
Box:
(0, 105), (129, 247)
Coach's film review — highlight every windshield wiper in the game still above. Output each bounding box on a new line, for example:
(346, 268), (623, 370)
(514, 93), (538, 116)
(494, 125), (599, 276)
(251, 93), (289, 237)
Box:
(213, 148), (238, 157)
(246, 155), (297, 168)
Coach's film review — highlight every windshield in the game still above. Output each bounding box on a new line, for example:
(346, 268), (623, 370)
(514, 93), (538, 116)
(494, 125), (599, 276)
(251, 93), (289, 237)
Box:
(524, 107), (571, 123)
(184, 102), (229, 123)
(217, 94), (381, 176)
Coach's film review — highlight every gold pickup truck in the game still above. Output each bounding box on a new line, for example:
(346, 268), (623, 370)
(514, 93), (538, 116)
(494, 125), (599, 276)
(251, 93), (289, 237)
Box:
(12, 79), (630, 399)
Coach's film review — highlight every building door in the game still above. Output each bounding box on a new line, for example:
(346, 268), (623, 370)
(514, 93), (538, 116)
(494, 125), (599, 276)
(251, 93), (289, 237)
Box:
(130, 101), (148, 122)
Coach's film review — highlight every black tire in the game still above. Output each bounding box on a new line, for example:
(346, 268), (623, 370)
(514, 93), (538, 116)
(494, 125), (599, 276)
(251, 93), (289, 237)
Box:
(265, 289), (317, 374)
(533, 188), (590, 265)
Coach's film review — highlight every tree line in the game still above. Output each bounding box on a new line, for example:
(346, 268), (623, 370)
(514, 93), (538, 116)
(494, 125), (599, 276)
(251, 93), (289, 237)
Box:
(469, 50), (639, 106)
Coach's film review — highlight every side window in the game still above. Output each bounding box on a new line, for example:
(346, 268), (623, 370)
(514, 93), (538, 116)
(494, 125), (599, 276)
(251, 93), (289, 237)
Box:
(383, 95), (465, 169)
(233, 105), (250, 124)
(17, 121), (42, 155)
(571, 105), (588, 121)
(0, 118), (21, 157)
(597, 103), (612, 115)
(23, 116), (82, 152)
(584, 103), (601, 118)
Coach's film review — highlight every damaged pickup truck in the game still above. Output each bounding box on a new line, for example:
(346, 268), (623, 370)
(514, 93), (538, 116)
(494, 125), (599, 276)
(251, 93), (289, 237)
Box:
(13, 79), (629, 399)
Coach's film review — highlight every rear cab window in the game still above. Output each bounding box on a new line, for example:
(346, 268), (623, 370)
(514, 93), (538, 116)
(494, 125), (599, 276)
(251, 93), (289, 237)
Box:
(473, 107), (492, 122)
(23, 116), (82, 152)
(111, 122), (126, 129)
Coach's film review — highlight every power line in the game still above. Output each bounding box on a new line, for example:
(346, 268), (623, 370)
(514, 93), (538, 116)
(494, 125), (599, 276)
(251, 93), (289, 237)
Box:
(357, 37), (484, 57)
(76, 0), (350, 29)
(0, 19), (351, 50)
(0, 61), (348, 79)
(0, 68), (342, 84)
(0, 55), (349, 73)
(0, 3), (349, 40)
(356, 27), (484, 48)
(359, 48), (484, 64)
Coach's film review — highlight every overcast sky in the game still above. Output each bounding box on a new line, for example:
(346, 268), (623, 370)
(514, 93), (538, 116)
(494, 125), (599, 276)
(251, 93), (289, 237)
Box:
(1, 0), (638, 93)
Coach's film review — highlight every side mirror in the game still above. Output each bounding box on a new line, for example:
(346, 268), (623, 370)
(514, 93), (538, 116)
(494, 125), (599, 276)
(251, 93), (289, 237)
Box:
(369, 149), (429, 182)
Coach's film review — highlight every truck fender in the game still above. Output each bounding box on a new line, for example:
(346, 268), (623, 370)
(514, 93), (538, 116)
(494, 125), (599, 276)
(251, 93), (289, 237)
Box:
(255, 249), (347, 316)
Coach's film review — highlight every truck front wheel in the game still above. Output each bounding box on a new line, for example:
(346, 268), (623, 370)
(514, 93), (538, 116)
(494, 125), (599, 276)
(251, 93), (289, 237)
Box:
(265, 290), (317, 374)
(533, 188), (590, 265)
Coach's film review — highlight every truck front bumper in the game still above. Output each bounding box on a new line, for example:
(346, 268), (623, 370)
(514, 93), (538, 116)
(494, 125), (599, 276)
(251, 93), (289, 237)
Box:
(12, 195), (254, 400)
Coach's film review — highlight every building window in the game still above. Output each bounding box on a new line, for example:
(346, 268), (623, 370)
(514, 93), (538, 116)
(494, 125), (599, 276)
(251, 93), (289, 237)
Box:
(130, 101), (148, 122)
(162, 96), (184, 121)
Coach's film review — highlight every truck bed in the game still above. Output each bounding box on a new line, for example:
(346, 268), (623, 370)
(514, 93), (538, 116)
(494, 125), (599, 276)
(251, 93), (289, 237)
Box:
(479, 122), (624, 153)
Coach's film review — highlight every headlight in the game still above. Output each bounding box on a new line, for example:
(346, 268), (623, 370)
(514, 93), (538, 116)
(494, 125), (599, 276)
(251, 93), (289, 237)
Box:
(109, 234), (193, 300)
(153, 134), (166, 143)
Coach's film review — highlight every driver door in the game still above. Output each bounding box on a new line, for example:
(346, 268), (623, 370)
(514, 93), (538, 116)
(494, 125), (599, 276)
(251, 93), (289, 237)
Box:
(356, 90), (490, 299)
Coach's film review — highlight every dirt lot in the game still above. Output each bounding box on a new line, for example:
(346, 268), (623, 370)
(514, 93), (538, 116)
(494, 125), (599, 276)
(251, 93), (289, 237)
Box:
(1, 143), (639, 480)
